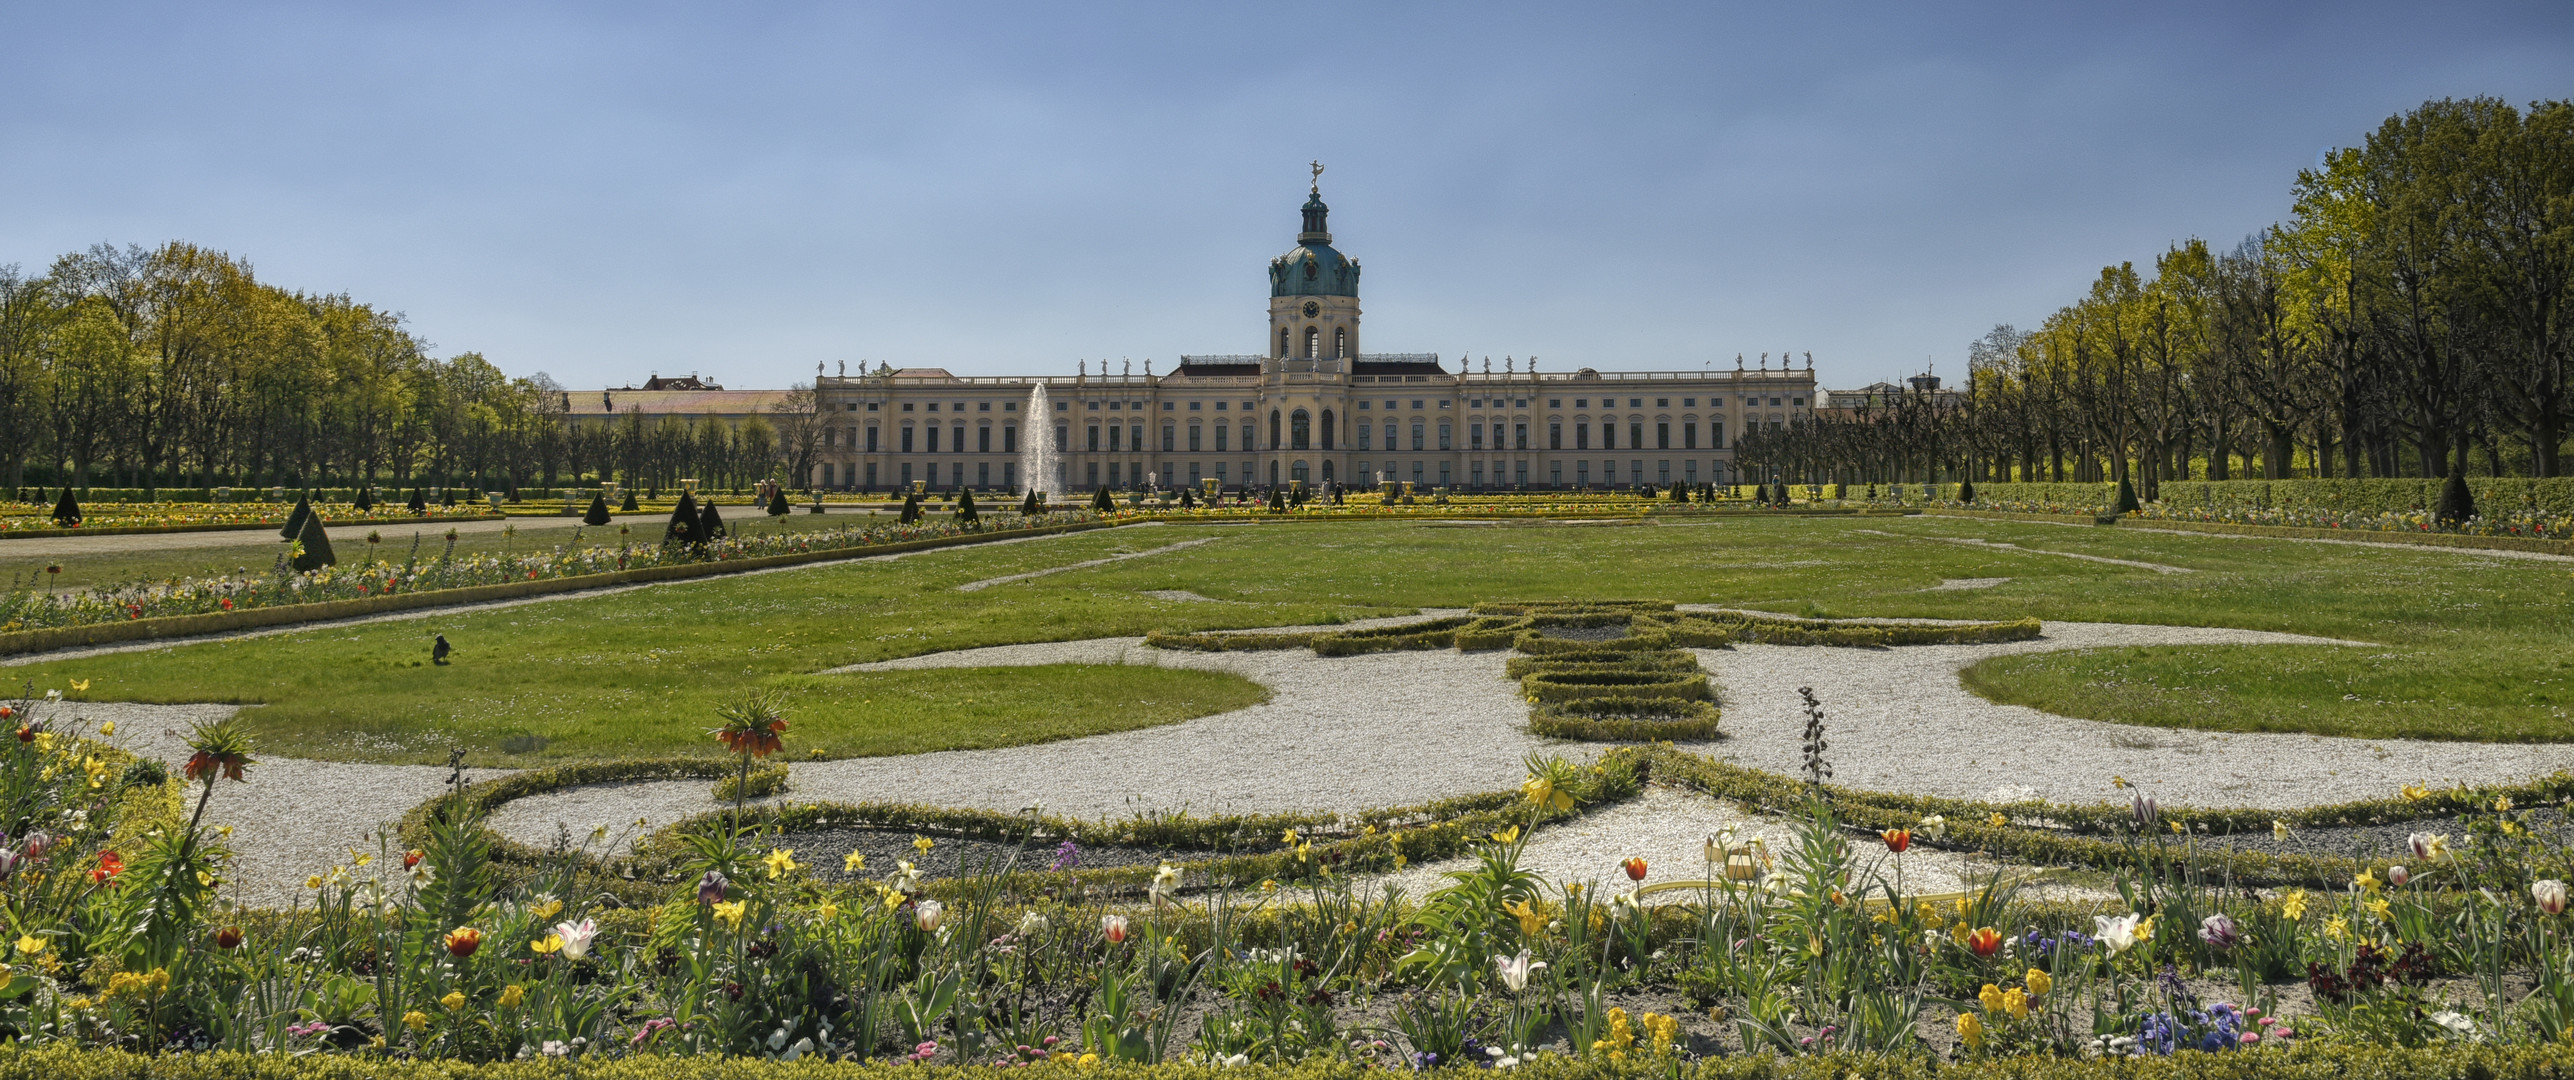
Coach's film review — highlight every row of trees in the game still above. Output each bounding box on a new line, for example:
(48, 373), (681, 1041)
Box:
(1739, 97), (2574, 495)
(0, 242), (828, 494)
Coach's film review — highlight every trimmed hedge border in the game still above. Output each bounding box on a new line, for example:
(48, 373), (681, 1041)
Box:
(0, 519), (1114, 657)
(1530, 696), (1722, 742)
(1522, 668), (1714, 704)
(1140, 629), (1319, 652)
(1308, 615), (1479, 656)
(0, 511), (501, 541)
(1926, 508), (2574, 557)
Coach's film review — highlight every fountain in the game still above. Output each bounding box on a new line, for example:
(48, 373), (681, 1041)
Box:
(1020, 382), (1059, 506)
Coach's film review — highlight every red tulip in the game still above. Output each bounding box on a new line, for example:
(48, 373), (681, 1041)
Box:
(445, 927), (483, 957)
(1620, 857), (1648, 882)
(88, 851), (124, 883)
(1881, 829), (1912, 854)
(1966, 927), (2003, 958)
(215, 926), (244, 949)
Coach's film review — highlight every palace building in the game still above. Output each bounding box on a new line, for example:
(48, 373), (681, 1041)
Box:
(807, 179), (1815, 493)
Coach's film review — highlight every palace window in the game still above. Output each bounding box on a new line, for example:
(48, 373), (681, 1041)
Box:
(1003, 425), (1017, 452)
(1437, 422), (1451, 450)
(1163, 426), (1175, 452)
(1656, 422), (1669, 450)
(1320, 409), (1334, 450)
(901, 426), (915, 453)
(1410, 422), (1424, 451)
(1290, 409), (1311, 450)
(1576, 424), (1589, 451)
(1681, 423), (1695, 450)
(1630, 423), (1643, 449)
(867, 426), (879, 452)
(1303, 326), (1320, 358)
(1214, 424), (1227, 451)
(1333, 327), (1345, 357)
(1087, 425), (1100, 452)
(1270, 410), (1283, 449)
(979, 426), (993, 453)
(1357, 423), (1370, 450)
(1189, 424), (1202, 451)
(1548, 423), (1561, 450)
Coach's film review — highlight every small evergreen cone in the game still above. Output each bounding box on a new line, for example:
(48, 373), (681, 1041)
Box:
(665, 491), (700, 544)
(699, 499), (726, 541)
(899, 492), (922, 525)
(280, 494), (314, 539)
(1670, 483), (1688, 503)
(1021, 490), (1041, 515)
(291, 512), (337, 571)
(1092, 486), (1113, 512)
(2114, 477), (2141, 515)
(621, 490), (640, 513)
(1268, 488), (1287, 512)
(407, 488), (427, 515)
(50, 487), (81, 527)
(767, 487), (790, 516)
(2436, 473), (2475, 527)
(1957, 478), (1976, 503)
(584, 492), (612, 526)
(353, 486), (374, 512)
(955, 487), (979, 525)
(1179, 488), (1195, 508)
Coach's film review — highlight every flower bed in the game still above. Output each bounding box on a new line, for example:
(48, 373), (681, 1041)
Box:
(0, 513), (1102, 650)
(0, 503), (499, 538)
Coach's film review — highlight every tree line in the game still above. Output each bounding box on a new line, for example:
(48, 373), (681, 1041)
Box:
(0, 242), (824, 495)
(1738, 97), (2574, 496)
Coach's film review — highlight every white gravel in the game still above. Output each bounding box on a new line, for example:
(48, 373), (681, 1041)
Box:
(56, 610), (2574, 910)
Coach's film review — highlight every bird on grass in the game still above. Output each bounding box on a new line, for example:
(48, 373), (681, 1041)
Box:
(432, 634), (452, 665)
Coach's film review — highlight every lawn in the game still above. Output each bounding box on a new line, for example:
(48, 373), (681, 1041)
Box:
(17, 514), (2571, 759)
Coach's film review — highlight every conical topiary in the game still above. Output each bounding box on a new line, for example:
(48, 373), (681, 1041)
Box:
(1020, 490), (1041, 515)
(2113, 477), (2140, 515)
(1670, 483), (1688, 503)
(665, 491), (700, 544)
(698, 499), (726, 541)
(1179, 488), (1195, 509)
(899, 492), (922, 525)
(955, 488), (979, 525)
(280, 494), (314, 539)
(408, 488), (426, 515)
(767, 487), (790, 516)
(49, 487), (81, 527)
(2436, 472), (2475, 527)
(1957, 478), (1976, 504)
(353, 486), (374, 512)
(621, 490), (639, 513)
(1267, 488), (1287, 512)
(584, 492), (612, 526)
(1092, 486), (1113, 512)
(291, 512), (337, 572)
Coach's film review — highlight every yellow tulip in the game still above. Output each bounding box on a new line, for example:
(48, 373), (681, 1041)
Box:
(2025, 968), (2051, 997)
(1956, 1011), (1984, 1049)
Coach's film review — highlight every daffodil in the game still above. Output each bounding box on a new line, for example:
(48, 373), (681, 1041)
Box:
(1522, 775), (1574, 813)
(844, 850), (867, 873)
(2280, 888), (2310, 920)
(530, 934), (564, 955)
(764, 848), (800, 879)
(913, 835), (935, 855)
(529, 898), (562, 919)
(712, 900), (746, 929)
(15, 935), (45, 956)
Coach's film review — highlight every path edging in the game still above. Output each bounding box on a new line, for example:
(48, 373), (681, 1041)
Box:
(1927, 508), (2574, 557)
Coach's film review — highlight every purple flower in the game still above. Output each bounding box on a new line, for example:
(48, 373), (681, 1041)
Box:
(1050, 840), (1080, 872)
(2198, 914), (2240, 950)
(696, 870), (729, 906)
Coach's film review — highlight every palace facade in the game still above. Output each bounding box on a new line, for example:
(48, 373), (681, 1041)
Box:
(807, 182), (1815, 493)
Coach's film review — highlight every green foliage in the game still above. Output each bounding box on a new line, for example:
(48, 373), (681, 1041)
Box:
(664, 492), (700, 544)
(277, 494), (312, 540)
(1093, 486), (1114, 511)
(619, 490), (639, 513)
(767, 488), (791, 516)
(582, 493), (611, 526)
(955, 488), (979, 525)
(698, 499), (726, 541)
(49, 487), (80, 526)
(1528, 696), (1721, 741)
(1520, 668), (1712, 704)
(711, 761), (790, 802)
(290, 513), (336, 572)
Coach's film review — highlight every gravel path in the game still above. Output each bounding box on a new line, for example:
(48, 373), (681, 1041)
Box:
(490, 618), (2574, 856)
(954, 537), (1219, 591)
(1855, 529), (2194, 574)
(1919, 513), (2574, 564)
(58, 607), (2574, 909)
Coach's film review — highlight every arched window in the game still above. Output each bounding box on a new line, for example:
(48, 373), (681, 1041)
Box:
(1279, 326), (1290, 357)
(1269, 409), (1282, 449)
(1303, 326), (1320, 358)
(1291, 460), (1309, 483)
(1333, 327), (1345, 358)
(1290, 409), (1311, 450)
(1320, 409), (1335, 450)
(1321, 460), (1335, 483)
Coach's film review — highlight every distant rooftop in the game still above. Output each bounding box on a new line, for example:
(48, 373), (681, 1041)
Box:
(611, 373), (724, 391)
(566, 388), (793, 417)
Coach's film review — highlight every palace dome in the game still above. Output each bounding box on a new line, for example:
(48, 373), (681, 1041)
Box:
(1269, 192), (1360, 298)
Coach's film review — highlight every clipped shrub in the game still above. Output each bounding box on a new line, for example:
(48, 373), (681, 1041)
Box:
(1521, 668), (1713, 704)
(1092, 486), (1113, 511)
(1142, 629), (1319, 651)
(290, 513), (337, 572)
(1309, 615), (1478, 656)
(712, 761), (790, 802)
(1268, 488), (1288, 512)
(899, 492), (922, 524)
(2438, 472), (2475, 525)
(278, 494), (313, 539)
(584, 492), (612, 525)
(1508, 629), (1674, 656)
(1469, 600), (1675, 616)
(698, 499), (726, 540)
(2114, 477), (2141, 514)
(407, 487), (427, 514)
(1454, 615), (1537, 651)
(620, 489), (640, 512)
(1505, 653), (1702, 680)
(48, 487), (80, 526)
(1957, 478), (1976, 503)
(352, 486), (373, 512)
(1530, 696), (1722, 742)
(955, 487), (979, 525)
(1021, 490), (1042, 514)
(665, 492), (703, 544)
(767, 487), (791, 516)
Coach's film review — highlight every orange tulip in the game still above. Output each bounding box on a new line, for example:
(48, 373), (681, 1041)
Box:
(445, 927), (483, 958)
(1882, 829), (1911, 854)
(1621, 857), (1648, 882)
(1966, 926), (2003, 958)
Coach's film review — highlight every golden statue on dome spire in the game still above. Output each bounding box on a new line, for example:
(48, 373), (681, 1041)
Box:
(1310, 160), (1324, 194)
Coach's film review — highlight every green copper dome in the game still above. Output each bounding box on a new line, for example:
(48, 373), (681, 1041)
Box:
(1269, 191), (1360, 298)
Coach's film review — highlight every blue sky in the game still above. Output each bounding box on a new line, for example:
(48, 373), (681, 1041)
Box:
(4, 3), (2568, 390)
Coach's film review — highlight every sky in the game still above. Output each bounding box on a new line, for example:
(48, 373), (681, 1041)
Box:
(4, 3), (2570, 392)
